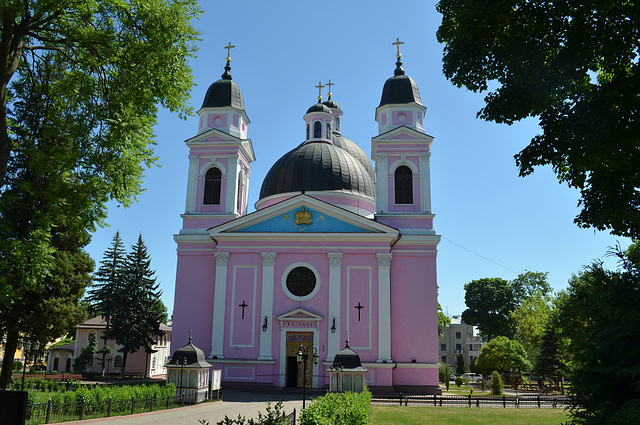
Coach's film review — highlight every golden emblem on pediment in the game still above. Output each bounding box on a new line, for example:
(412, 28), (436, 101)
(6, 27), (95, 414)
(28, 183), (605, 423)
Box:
(295, 207), (312, 225)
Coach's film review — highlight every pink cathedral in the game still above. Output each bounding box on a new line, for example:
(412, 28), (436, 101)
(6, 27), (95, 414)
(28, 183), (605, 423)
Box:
(171, 45), (441, 394)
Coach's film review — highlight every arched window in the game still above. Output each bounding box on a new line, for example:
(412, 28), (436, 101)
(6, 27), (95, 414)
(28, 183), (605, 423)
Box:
(394, 165), (413, 204)
(306, 124), (310, 140)
(326, 123), (331, 139)
(114, 355), (123, 368)
(313, 121), (322, 138)
(236, 172), (243, 212)
(203, 167), (222, 205)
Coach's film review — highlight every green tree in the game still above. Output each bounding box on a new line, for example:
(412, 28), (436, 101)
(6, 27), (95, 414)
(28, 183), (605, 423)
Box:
(534, 325), (568, 391)
(86, 231), (126, 374)
(0, 0), (200, 189)
(0, 1), (199, 389)
(510, 289), (553, 364)
(436, 1), (640, 238)
(475, 336), (532, 382)
(462, 278), (515, 340)
(490, 370), (503, 396)
(109, 234), (166, 375)
(74, 334), (97, 373)
(456, 353), (466, 375)
(556, 243), (640, 424)
(438, 302), (450, 336)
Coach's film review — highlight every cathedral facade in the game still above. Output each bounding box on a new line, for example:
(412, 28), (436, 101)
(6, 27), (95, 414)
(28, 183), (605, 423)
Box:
(171, 45), (441, 394)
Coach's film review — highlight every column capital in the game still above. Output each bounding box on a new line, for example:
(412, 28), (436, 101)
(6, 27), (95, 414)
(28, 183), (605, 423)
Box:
(327, 252), (343, 267)
(261, 252), (276, 266)
(376, 253), (392, 267)
(214, 252), (229, 265)
(420, 152), (431, 161)
(188, 154), (199, 164)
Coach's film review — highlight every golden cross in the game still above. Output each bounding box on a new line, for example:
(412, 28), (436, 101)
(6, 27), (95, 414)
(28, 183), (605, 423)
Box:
(315, 81), (325, 102)
(325, 79), (334, 99)
(392, 37), (404, 58)
(224, 42), (235, 61)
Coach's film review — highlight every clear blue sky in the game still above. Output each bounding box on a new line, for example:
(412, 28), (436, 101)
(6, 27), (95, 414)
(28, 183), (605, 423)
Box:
(84, 1), (630, 320)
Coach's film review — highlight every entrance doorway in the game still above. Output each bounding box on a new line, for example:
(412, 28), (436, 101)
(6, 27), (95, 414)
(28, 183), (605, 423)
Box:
(285, 332), (313, 388)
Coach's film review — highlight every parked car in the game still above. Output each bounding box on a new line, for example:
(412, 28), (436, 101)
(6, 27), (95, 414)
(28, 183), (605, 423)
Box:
(462, 372), (483, 383)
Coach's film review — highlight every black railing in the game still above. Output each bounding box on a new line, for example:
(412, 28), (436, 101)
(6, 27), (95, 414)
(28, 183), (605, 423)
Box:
(371, 394), (569, 408)
(25, 393), (196, 424)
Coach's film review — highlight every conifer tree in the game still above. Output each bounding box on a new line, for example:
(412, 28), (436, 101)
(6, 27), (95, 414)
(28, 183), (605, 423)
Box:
(86, 231), (126, 375)
(74, 334), (97, 373)
(110, 234), (166, 375)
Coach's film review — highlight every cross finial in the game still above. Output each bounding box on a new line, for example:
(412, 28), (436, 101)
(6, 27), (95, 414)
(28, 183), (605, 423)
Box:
(224, 42), (235, 62)
(392, 37), (404, 59)
(315, 81), (325, 103)
(189, 328), (192, 343)
(325, 80), (334, 100)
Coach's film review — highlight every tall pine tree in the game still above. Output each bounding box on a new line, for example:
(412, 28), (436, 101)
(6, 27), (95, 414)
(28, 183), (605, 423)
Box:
(109, 234), (166, 375)
(86, 231), (126, 375)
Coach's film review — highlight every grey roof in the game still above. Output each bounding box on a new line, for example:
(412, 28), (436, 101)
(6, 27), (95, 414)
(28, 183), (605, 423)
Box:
(306, 103), (332, 114)
(379, 59), (423, 107)
(331, 341), (367, 372)
(332, 134), (375, 179)
(322, 99), (341, 110)
(168, 337), (212, 368)
(201, 63), (246, 110)
(259, 141), (376, 200)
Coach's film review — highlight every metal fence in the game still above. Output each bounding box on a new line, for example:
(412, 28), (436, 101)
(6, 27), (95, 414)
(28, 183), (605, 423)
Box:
(284, 408), (296, 425)
(25, 393), (195, 424)
(371, 394), (570, 409)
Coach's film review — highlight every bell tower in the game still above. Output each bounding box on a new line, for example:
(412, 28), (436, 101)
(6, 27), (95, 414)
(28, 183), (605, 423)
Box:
(372, 40), (435, 233)
(182, 44), (255, 231)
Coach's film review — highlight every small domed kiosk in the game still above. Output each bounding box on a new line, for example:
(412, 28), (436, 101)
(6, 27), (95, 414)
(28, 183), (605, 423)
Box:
(327, 340), (368, 392)
(166, 336), (213, 403)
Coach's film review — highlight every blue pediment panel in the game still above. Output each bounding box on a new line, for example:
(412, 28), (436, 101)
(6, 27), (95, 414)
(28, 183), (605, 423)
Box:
(235, 206), (371, 233)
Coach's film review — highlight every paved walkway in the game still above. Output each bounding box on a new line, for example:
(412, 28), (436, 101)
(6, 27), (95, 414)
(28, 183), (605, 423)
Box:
(65, 390), (304, 425)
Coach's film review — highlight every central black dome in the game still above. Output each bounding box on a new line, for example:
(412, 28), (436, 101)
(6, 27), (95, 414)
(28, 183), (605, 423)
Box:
(259, 142), (376, 200)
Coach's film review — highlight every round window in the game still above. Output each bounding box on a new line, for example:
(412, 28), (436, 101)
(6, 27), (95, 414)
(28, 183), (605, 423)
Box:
(286, 267), (316, 297)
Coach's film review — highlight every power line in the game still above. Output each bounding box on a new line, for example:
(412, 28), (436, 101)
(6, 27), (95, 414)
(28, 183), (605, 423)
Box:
(441, 236), (519, 275)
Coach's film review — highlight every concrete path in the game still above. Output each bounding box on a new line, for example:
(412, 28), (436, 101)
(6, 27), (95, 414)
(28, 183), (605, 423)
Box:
(65, 390), (305, 425)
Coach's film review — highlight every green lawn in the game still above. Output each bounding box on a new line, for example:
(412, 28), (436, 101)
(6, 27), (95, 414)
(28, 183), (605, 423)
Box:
(372, 406), (569, 425)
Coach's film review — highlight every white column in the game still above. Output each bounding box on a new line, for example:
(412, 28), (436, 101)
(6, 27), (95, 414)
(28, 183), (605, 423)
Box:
(258, 252), (276, 360)
(377, 253), (392, 362)
(420, 152), (432, 214)
(185, 155), (199, 213)
(226, 154), (239, 214)
(211, 252), (229, 358)
(375, 153), (388, 213)
(327, 253), (343, 361)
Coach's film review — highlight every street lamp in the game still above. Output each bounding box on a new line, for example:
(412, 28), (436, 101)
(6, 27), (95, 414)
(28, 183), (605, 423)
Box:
(296, 345), (319, 409)
(19, 338), (39, 391)
(105, 356), (112, 383)
(178, 356), (188, 405)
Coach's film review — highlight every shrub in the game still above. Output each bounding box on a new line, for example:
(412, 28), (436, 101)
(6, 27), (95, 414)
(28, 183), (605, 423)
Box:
(299, 391), (371, 425)
(491, 371), (503, 395)
(215, 401), (287, 425)
(455, 376), (463, 387)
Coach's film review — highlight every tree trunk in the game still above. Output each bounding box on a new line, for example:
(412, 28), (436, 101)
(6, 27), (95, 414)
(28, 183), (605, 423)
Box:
(0, 328), (19, 389)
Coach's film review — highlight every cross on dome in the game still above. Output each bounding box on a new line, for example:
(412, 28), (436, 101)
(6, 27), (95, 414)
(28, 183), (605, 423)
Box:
(224, 42), (235, 62)
(325, 79), (334, 100)
(392, 37), (404, 59)
(315, 81), (325, 103)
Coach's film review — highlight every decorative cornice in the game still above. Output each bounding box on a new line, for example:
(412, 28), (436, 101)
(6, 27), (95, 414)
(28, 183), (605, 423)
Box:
(214, 252), (229, 265)
(377, 253), (392, 267)
(261, 252), (276, 266)
(327, 253), (343, 266)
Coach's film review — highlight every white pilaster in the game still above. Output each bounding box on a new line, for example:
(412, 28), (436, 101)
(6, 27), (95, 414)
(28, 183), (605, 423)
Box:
(376, 153), (388, 213)
(211, 252), (229, 358)
(258, 252), (276, 360)
(185, 155), (199, 213)
(420, 152), (432, 214)
(327, 252), (343, 361)
(377, 253), (392, 362)
(226, 154), (239, 214)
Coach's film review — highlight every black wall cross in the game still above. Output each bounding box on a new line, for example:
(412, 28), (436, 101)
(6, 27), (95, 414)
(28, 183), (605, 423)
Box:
(354, 302), (365, 321)
(239, 300), (248, 319)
